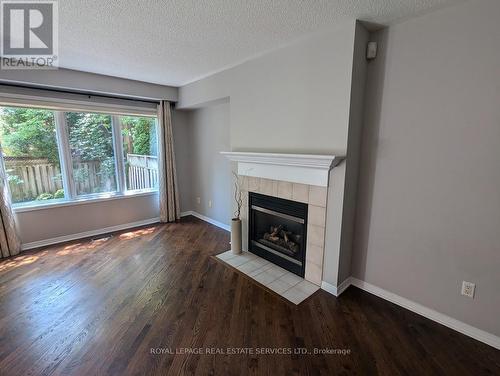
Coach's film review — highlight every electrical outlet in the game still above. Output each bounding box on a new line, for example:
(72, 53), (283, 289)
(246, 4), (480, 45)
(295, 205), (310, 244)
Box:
(208, 200), (212, 208)
(461, 281), (475, 298)
(196, 197), (201, 204)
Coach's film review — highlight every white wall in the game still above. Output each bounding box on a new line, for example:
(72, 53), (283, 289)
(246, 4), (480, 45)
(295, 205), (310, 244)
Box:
(353, 0), (500, 336)
(179, 21), (357, 155)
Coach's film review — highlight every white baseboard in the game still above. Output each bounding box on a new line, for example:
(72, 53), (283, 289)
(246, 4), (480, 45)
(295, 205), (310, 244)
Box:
(321, 276), (499, 349)
(349, 278), (500, 350)
(22, 212), (229, 251)
(181, 211), (230, 232)
(321, 277), (352, 297)
(21, 217), (160, 251)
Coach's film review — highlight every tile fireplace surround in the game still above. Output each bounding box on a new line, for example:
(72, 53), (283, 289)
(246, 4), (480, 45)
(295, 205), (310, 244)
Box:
(221, 152), (342, 286)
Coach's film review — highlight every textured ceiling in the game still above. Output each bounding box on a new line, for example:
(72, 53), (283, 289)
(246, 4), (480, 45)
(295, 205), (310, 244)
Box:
(58, 0), (461, 86)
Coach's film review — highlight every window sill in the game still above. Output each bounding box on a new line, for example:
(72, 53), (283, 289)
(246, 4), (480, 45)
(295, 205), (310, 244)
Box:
(13, 190), (159, 213)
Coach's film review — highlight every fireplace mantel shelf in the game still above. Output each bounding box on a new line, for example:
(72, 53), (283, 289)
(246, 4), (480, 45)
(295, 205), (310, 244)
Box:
(220, 152), (342, 169)
(221, 152), (344, 187)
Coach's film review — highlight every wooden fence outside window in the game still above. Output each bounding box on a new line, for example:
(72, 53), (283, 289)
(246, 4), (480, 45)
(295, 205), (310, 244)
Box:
(5, 154), (158, 203)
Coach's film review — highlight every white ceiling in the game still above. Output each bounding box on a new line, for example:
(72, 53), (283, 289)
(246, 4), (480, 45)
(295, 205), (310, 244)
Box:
(58, 0), (461, 87)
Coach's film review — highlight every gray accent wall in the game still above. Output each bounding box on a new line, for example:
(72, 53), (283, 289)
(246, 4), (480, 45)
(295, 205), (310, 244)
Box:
(172, 109), (193, 213)
(17, 193), (159, 244)
(353, 0), (500, 336)
(174, 101), (232, 226)
(178, 20), (357, 155)
(323, 22), (369, 286)
(178, 21), (367, 288)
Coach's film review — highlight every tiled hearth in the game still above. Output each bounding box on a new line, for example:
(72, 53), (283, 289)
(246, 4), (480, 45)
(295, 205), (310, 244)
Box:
(239, 176), (328, 286)
(216, 250), (319, 304)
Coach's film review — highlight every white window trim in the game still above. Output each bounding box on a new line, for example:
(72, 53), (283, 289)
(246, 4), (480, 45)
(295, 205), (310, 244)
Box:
(4, 104), (160, 212)
(54, 111), (77, 199)
(112, 115), (127, 194)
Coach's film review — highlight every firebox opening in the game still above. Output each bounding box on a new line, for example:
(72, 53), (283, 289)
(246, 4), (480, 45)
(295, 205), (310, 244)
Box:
(249, 192), (307, 277)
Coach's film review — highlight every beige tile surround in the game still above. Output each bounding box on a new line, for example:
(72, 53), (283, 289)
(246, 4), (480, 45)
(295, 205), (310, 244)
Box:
(239, 175), (328, 286)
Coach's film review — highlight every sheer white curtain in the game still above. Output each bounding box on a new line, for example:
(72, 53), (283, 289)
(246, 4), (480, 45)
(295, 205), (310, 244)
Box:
(157, 101), (180, 222)
(0, 144), (21, 258)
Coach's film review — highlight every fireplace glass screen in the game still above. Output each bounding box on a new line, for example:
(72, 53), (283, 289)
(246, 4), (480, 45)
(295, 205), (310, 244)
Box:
(249, 192), (307, 277)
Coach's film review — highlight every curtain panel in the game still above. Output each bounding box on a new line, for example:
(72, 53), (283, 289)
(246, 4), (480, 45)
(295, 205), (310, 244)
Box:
(0, 144), (21, 258)
(158, 101), (180, 222)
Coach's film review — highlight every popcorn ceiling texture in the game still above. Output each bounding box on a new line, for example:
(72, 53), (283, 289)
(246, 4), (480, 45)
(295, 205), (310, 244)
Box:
(59, 0), (460, 86)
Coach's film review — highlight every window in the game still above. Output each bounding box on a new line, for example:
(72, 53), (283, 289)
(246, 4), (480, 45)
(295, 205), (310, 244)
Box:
(119, 116), (158, 191)
(0, 107), (64, 204)
(0, 104), (158, 208)
(66, 112), (117, 195)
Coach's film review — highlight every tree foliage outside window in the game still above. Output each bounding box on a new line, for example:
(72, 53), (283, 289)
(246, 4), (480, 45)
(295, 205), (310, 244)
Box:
(0, 107), (59, 163)
(120, 116), (157, 156)
(0, 107), (63, 203)
(66, 112), (117, 195)
(66, 112), (114, 161)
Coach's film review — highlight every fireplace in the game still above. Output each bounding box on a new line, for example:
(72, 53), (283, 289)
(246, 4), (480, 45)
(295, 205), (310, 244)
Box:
(248, 192), (308, 277)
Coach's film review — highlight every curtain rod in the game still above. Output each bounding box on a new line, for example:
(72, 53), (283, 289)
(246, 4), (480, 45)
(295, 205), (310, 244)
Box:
(0, 82), (163, 106)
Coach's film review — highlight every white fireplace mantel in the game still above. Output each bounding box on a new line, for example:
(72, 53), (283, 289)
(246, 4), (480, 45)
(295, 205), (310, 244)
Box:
(221, 152), (343, 187)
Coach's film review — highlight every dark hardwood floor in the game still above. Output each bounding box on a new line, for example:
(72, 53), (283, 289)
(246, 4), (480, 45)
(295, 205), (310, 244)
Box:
(0, 216), (498, 375)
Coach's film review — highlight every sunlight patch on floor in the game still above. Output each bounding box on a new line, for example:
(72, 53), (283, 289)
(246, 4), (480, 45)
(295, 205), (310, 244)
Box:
(119, 227), (155, 240)
(0, 251), (48, 271)
(56, 236), (111, 256)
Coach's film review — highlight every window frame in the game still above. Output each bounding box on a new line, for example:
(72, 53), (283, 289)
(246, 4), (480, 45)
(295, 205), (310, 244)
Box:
(2, 105), (159, 212)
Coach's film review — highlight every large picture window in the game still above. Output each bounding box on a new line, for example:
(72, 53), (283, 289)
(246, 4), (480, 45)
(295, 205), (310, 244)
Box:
(0, 104), (158, 208)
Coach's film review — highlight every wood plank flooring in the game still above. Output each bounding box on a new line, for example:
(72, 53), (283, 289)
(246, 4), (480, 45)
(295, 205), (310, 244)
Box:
(0, 216), (498, 375)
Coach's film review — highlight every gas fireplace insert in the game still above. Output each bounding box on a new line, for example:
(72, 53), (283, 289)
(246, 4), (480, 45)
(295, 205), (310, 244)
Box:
(248, 192), (307, 277)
